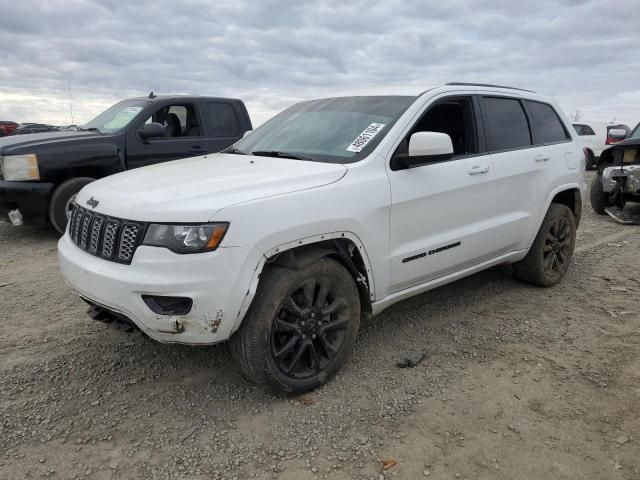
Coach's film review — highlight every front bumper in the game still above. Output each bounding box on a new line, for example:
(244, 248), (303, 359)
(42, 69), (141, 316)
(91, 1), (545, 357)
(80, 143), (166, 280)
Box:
(58, 233), (263, 344)
(602, 165), (640, 194)
(0, 181), (53, 224)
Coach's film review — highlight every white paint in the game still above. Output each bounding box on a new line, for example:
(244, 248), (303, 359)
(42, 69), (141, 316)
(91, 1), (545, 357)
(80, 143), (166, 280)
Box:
(59, 84), (587, 345)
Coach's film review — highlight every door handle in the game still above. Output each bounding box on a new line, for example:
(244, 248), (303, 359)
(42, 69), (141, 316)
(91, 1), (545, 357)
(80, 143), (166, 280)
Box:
(189, 146), (207, 154)
(468, 165), (490, 175)
(534, 154), (551, 162)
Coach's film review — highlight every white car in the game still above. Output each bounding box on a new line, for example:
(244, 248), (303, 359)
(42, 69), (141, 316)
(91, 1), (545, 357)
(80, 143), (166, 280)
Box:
(572, 121), (629, 169)
(58, 83), (587, 394)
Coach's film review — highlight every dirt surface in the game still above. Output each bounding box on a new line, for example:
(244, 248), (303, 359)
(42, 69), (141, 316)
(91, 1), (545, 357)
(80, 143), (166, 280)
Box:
(2, 172), (639, 480)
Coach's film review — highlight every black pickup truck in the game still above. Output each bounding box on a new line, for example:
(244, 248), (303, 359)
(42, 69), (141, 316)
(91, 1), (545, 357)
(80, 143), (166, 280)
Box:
(0, 95), (252, 233)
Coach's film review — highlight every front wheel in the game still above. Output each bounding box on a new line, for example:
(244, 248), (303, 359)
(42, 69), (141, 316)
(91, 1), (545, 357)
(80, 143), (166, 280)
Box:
(513, 204), (576, 287)
(48, 177), (95, 234)
(230, 257), (361, 394)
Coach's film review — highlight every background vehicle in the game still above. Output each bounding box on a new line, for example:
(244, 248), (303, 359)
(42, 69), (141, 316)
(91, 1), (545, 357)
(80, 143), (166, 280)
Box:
(13, 123), (60, 135)
(0, 121), (18, 137)
(573, 122), (630, 169)
(590, 136), (640, 222)
(58, 84), (586, 394)
(0, 95), (252, 233)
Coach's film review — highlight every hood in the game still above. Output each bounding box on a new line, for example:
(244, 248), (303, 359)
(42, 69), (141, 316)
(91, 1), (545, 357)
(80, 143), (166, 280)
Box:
(0, 131), (103, 153)
(75, 153), (348, 222)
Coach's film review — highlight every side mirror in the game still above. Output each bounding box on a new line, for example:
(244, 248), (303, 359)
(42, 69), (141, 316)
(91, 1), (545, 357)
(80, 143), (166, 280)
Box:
(608, 128), (627, 140)
(138, 122), (165, 141)
(392, 131), (454, 170)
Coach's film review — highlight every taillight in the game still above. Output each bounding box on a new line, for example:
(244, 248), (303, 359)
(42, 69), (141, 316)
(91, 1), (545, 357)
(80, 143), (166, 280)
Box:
(606, 137), (622, 145)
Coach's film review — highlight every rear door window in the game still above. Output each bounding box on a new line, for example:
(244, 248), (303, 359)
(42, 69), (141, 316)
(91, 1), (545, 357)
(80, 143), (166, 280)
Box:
(481, 97), (531, 151)
(574, 124), (591, 135)
(208, 103), (239, 137)
(526, 101), (570, 144)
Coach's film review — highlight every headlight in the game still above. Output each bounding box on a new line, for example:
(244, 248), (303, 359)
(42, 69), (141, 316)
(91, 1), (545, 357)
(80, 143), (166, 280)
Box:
(143, 223), (229, 253)
(1, 154), (40, 181)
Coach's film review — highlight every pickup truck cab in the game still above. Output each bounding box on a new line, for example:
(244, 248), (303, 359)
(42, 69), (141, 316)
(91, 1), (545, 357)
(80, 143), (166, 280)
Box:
(0, 95), (252, 232)
(58, 84), (586, 394)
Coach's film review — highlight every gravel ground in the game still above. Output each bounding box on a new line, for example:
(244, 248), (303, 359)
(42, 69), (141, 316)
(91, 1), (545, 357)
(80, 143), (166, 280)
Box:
(1, 172), (639, 479)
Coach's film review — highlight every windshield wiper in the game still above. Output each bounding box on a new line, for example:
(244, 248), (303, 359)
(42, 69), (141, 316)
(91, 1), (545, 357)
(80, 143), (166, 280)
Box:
(251, 150), (312, 161)
(77, 127), (101, 133)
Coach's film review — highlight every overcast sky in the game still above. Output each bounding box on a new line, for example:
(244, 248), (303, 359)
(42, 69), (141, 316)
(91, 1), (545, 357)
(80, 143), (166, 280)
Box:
(1, 0), (639, 128)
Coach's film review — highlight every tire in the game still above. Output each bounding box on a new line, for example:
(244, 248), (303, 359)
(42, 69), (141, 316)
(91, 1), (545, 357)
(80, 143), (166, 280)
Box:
(589, 174), (609, 215)
(513, 204), (576, 287)
(230, 257), (361, 395)
(585, 150), (595, 170)
(48, 177), (95, 234)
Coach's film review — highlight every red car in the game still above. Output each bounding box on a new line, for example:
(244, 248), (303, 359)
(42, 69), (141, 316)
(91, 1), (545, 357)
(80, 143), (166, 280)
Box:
(0, 121), (18, 136)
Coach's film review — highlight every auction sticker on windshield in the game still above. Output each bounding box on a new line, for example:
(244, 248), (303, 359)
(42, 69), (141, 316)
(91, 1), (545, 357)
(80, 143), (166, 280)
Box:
(346, 123), (386, 153)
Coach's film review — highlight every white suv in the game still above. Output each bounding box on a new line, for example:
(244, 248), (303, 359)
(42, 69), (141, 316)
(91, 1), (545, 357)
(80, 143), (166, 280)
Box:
(572, 121), (629, 169)
(58, 83), (587, 394)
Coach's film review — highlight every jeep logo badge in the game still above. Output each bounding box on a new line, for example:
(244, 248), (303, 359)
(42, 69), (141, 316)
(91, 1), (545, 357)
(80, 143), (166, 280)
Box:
(86, 197), (99, 209)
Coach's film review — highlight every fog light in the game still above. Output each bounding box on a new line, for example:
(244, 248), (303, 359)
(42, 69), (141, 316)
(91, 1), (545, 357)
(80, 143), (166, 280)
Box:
(142, 295), (193, 315)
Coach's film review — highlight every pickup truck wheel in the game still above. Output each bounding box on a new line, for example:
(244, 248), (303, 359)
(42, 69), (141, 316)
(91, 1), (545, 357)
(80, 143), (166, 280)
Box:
(513, 204), (576, 287)
(585, 150), (595, 170)
(48, 177), (95, 234)
(230, 257), (361, 395)
(590, 174), (610, 215)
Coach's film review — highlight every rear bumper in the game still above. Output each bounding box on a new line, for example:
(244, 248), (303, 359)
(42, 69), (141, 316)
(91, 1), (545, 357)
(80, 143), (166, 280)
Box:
(58, 232), (263, 344)
(0, 181), (53, 223)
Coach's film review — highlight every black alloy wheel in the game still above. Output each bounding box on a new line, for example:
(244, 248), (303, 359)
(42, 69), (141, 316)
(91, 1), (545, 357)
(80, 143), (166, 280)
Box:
(542, 216), (572, 276)
(271, 277), (350, 379)
(230, 257), (361, 394)
(513, 203), (576, 287)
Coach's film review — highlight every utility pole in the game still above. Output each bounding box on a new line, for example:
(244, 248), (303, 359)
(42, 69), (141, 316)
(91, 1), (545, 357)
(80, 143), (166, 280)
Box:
(572, 109), (581, 122)
(67, 79), (75, 126)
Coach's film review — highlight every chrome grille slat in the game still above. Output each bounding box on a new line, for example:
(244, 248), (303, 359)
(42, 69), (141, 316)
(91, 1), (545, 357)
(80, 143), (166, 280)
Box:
(88, 216), (104, 254)
(72, 207), (84, 243)
(118, 224), (139, 261)
(79, 212), (93, 249)
(102, 220), (120, 258)
(69, 206), (143, 265)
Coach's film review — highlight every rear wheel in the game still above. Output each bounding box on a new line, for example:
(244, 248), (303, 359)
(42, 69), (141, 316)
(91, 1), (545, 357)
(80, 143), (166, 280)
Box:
(590, 174), (610, 215)
(513, 204), (576, 287)
(48, 177), (94, 234)
(230, 257), (361, 394)
(585, 150), (595, 170)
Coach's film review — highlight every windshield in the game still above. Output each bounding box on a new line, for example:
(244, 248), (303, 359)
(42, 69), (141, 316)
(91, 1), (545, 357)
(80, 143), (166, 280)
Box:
(230, 96), (416, 163)
(82, 100), (149, 134)
(630, 122), (640, 139)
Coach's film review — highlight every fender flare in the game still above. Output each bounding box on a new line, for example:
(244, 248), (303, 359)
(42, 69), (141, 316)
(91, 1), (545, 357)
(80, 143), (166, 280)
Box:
(534, 182), (584, 240)
(230, 231), (375, 334)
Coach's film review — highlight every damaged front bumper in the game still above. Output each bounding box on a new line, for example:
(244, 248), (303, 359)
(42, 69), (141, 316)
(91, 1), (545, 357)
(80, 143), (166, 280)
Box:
(602, 165), (640, 195)
(58, 232), (263, 344)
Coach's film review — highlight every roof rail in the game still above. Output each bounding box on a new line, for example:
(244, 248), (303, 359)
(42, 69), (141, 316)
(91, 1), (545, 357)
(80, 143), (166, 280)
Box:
(446, 82), (536, 93)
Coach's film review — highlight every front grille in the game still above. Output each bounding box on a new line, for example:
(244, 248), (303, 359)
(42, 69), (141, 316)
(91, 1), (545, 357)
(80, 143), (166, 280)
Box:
(69, 205), (145, 264)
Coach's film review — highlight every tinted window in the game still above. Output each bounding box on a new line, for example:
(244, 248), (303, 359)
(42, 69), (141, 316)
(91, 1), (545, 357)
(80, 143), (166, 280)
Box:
(573, 123), (595, 135)
(527, 101), (569, 144)
(482, 97), (531, 151)
(208, 103), (239, 137)
(402, 97), (477, 157)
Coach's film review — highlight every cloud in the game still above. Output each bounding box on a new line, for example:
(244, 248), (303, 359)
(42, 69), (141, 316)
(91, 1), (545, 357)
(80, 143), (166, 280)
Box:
(0, 0), (639, 128)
